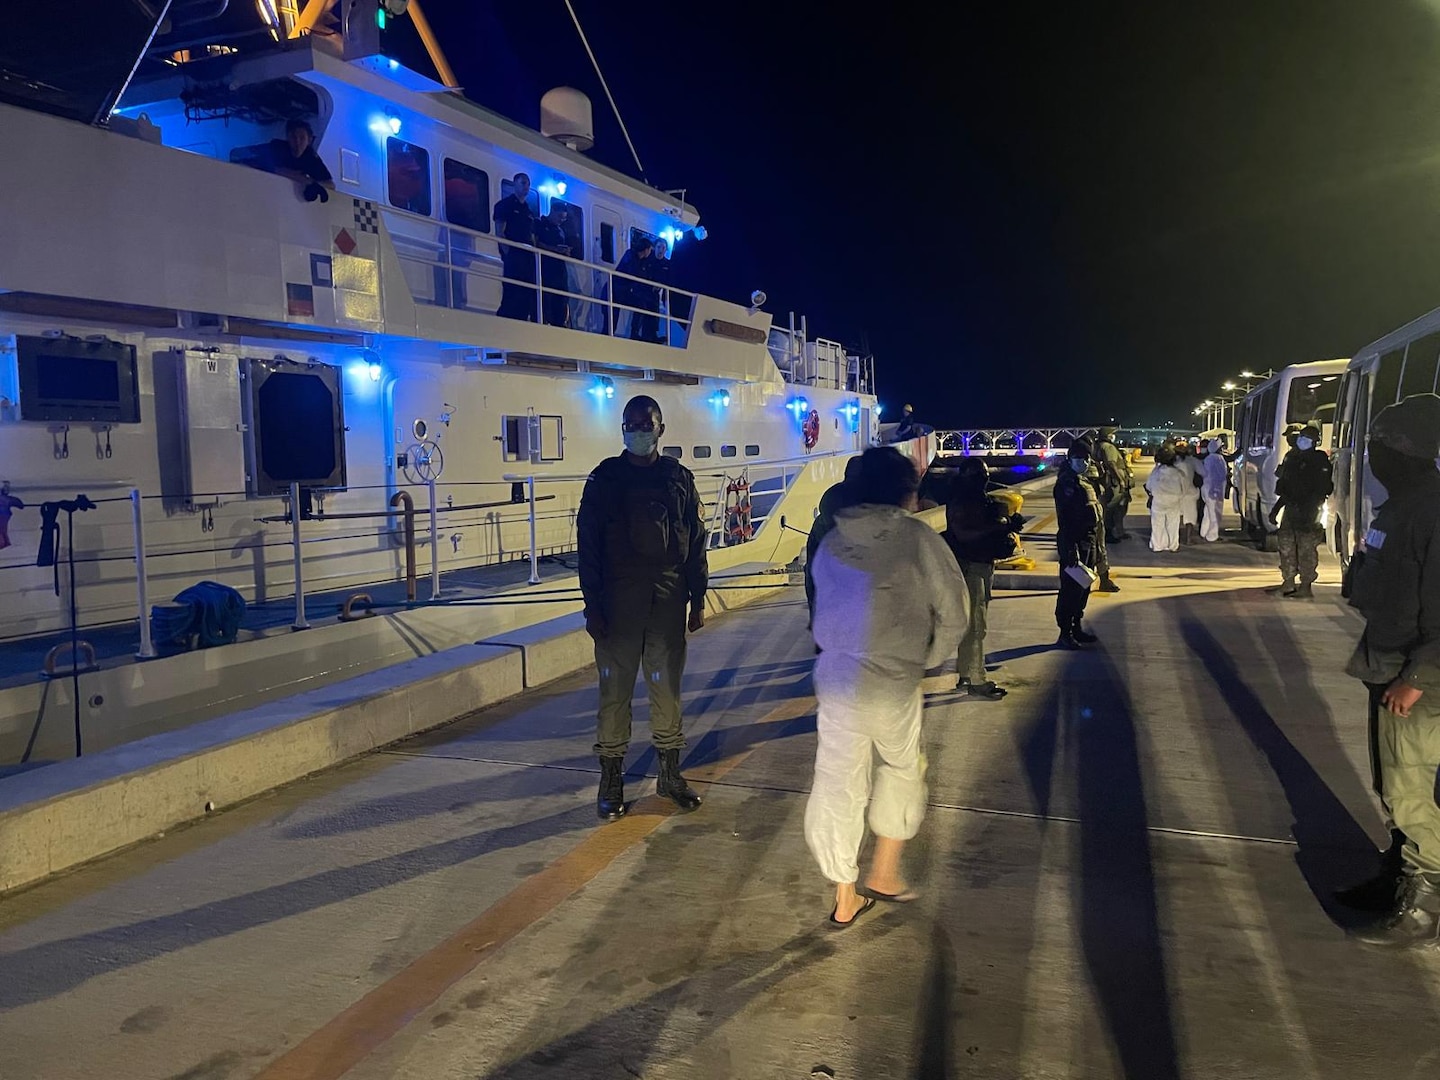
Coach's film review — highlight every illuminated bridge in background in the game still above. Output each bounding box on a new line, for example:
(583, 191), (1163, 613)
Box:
(931, 426), (1195, 455)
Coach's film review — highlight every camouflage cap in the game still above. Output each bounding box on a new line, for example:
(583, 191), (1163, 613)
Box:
(1372, 393), (1440, 460)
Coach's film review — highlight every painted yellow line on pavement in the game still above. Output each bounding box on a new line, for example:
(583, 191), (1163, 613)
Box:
(252, 694), (817, 1080)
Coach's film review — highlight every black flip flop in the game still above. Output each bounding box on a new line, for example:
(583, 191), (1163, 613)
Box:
(858, 886), (920, 904)
(828, 896), (877, 929)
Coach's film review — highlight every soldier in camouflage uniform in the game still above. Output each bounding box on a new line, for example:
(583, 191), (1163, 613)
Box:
(1345, 394), (1440, 948)
(1268, 422), (1331, 599)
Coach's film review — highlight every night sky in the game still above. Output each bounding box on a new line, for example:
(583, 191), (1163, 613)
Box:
(389, 1), (1440, 428)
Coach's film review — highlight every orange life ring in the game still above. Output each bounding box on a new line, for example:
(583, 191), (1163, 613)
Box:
(802, 409), (820, 449)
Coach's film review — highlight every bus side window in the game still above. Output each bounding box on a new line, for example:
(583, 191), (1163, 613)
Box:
(1335, 370), (1359, 450)
(1375, 347), (1406, 409)
(1400, 333), (1440, 398)
(1256, 385), (1278, 448)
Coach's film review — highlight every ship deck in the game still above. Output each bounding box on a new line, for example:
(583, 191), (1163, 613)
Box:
(1, 514), (1429, 1080)
(0, 555), (575, 693)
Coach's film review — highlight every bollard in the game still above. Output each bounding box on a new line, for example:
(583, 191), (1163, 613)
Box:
(428, 478), (441, 600)
(131, 488), (156, 659)
(290, 481), (310, 630)
(526, 475), (540, 585)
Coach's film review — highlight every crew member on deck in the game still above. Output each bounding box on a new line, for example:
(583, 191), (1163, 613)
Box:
(577, 395), (709, 821)
(537, 202), (574, 328)
(1053, 439), (1102, 648)
(494, 173), (538, 321)
(614, 236), (655, 339)
(1343, 394), (1440, 948)
(894, 404), (922, 442)
(262, 119), (333, 201)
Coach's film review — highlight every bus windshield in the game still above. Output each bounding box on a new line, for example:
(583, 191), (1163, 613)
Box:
(1286, 374), (1341, 425)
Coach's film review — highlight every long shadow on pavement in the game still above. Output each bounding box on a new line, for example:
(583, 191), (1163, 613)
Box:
(0, 803), (595, 1010)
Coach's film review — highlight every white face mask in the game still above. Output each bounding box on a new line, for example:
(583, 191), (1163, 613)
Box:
(1296, 437), (1314, 451)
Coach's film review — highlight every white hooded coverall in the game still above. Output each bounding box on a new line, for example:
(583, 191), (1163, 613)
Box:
(1175, 453), (1201, 527)
(805, 504), (970, 884)
(1200, 441), (1228, 542)
(1145, 463), (1189, 552)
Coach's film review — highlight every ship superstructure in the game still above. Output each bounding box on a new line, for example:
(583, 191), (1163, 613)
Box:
(0, 3), (876, 650)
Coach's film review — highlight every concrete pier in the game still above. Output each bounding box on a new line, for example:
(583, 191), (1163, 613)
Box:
(2, 521), (1433, 1080)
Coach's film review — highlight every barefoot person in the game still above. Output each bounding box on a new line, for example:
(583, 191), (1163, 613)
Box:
(805, 447), (969, 927)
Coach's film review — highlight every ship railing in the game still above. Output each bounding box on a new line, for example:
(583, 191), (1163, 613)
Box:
(380, 206), (698, 349)
(0, 447), (858, 662)
(766, 327), (875, 395)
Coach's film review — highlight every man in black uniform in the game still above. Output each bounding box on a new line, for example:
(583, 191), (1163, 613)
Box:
(493, 173), (537, 321)
(262, 119), (333, 201)
(577, 395), (708, 821)
(536, 202), (574, 328)
(1343, 394), (1440, 947)
(1268, 421), (1332, 599)
(1054, 439), (1103, 648)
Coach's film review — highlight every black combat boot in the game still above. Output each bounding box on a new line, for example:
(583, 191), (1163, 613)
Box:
(1055, 631), (1085, 649)
(1336, 830), (1407, 912)
(656, 749), (702, 812)
(596, 757), (628, 822)
(1287, 582), (1314, 599)
(1266, 578), (1296, 596)
(1351, 872), (1440, 949)
(1098, 575), (1121, 593)
(1071, 621), (1099, 644)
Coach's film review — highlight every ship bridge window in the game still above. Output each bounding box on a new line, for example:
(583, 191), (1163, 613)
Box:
(662, 446), (683, 459)
(721, 445), (737, 458)
(629, 227), (659, 254)
(387, 137), (431, 216)
(600, 222), (616, 264)
(745, 444), (761, 457)
(443, 159), (490, 233)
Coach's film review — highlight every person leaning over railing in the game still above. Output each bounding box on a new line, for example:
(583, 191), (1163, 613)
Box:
(493, 172), (537, 322)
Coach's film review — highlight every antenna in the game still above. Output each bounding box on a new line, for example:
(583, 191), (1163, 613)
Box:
(563, 0), (646, 180)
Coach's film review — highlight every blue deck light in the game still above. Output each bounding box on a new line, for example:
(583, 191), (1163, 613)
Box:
(710, 389), (731, 408)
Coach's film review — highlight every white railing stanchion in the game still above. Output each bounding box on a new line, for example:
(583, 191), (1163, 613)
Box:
(290, 481), (310, 630)
(428, 478), (441, 600)
(526, 476), (541, 585)
(131, 488), (157, 659)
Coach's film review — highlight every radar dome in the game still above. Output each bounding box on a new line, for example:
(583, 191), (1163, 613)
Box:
(540, 87), (595, 152)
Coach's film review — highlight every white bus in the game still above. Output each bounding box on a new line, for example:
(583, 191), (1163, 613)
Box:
(1329, 307), (1440, 567)
(1232, 360), (1347, 549)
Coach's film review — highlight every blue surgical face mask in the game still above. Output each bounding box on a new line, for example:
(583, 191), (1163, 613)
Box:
(1296, 437), (1314, 451)
(624, 429), (659, 456)
(1070, 457), (1087, 473)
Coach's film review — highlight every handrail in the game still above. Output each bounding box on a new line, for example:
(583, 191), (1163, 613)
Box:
(381, 203), (697, 347)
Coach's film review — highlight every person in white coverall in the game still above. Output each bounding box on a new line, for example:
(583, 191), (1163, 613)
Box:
(1200, 439), (1228, 542)
(805, 446), (969, 927)
(1145, 445), (1190, 552)
(1173, 441), (1202, 544)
